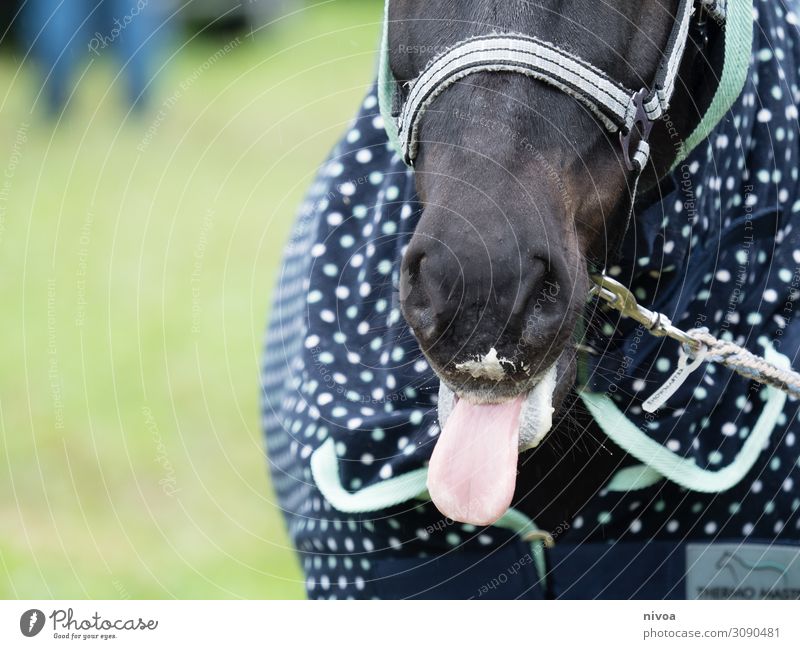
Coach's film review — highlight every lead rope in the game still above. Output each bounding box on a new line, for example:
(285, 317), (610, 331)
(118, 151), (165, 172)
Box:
(590, 274), (800, 411)
(679, 327), (800, 398)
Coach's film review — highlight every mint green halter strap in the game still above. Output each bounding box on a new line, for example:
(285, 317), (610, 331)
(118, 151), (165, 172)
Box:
(672, 0), (754, 169)
(377, 1), (403, 158)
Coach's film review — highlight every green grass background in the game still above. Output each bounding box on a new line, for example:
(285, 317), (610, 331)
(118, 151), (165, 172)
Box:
(0, 0), (382, 599)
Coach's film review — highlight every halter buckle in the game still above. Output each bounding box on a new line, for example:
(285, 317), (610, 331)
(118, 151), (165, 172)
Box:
(620, 89), (654, 172)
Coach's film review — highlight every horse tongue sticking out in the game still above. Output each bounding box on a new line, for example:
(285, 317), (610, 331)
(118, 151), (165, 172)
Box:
(427, 365), (558, 525)
(427, 396), (524, 526)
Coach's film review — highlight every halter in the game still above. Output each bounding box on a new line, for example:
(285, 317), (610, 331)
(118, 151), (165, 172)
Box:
(378, 0), (753, 281)
(378, 0), (742, 173)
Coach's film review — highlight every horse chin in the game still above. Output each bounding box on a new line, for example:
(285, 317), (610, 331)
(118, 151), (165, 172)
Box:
(436, 348), (574, 452)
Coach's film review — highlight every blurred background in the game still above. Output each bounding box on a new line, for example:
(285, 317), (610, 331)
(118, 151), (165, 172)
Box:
(0, 0), (382, 598)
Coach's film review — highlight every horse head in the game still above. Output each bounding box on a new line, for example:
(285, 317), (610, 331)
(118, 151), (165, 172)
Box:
(388, 0), (719, 523)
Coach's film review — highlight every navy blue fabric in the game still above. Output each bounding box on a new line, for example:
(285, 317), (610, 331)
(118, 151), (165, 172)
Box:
(549, 541), (689, 599)
(261, 0), (800, 599)
(371, 541), (544, 600)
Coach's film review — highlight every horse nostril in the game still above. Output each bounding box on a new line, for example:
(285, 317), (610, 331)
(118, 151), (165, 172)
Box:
(402, 261), (439, 340)
(520, 257), (568, 343)
(400, 239), (463, 345)
(399, 239), (426, 302)
(398, 253), (421, 306)
(400, 244), (432, 330)
(511, 259), (546, 318)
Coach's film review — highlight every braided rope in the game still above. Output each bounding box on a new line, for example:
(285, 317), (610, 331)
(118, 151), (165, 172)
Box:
(685, 328), (800, 398)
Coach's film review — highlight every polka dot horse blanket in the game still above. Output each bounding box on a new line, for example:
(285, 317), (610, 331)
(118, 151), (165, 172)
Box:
(261, 0), (800, 599)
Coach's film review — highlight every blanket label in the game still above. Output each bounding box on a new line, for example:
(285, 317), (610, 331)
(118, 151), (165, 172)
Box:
(686, 543), (800, 599)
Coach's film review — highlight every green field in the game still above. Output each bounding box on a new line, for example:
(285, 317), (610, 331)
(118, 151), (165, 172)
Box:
(0, 0), (382, 599)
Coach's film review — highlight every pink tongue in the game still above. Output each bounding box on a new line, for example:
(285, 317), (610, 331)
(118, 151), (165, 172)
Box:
(427, 395), (524, 526)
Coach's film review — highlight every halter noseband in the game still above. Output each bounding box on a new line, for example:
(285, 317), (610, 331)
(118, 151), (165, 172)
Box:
(381, 0), (728, 172)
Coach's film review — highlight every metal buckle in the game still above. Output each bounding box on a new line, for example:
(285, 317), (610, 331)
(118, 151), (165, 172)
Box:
(692, 1), (710, 49)
(619, 89), (654, 172)
(589, 274), (700, 348)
